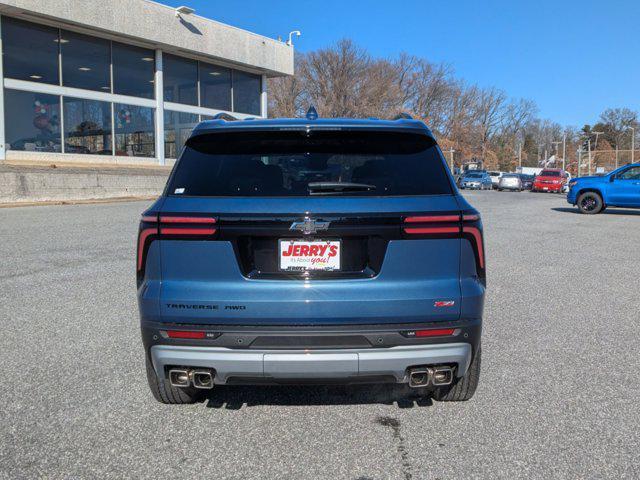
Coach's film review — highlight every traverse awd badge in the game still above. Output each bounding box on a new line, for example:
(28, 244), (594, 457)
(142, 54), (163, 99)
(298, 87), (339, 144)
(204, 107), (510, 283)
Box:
(289, 217), (331, 235)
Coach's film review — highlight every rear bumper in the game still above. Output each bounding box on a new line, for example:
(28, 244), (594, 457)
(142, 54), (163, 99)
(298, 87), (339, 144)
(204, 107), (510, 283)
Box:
(150, 342), (472, 385)
(533, 184), (562, 192)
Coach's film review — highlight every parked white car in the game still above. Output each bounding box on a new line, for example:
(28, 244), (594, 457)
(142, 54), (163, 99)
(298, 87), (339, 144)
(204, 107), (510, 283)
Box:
(488, 171), (504, 189)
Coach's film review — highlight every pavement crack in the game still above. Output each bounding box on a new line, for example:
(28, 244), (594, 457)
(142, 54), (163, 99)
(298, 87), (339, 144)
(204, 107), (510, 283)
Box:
(375, 416), (412, 480)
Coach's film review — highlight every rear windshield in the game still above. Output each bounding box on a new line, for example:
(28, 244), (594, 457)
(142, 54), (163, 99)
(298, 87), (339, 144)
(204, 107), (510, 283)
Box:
(167, 130), (453, 197)
(502, 174), (519, 179)
(539, 170), (561, 177)
(465, 173), (482, 178)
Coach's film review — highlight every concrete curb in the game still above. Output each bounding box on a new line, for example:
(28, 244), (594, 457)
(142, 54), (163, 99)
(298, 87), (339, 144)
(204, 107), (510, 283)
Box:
(0, 163), (169, 204)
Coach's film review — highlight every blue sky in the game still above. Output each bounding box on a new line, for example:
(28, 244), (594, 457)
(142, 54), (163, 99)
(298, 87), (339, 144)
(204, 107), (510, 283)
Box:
(160, 0), (640, 127)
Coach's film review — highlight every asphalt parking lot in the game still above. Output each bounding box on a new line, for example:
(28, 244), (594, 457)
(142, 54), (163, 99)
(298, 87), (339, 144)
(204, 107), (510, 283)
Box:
(1, 191), (639, 479)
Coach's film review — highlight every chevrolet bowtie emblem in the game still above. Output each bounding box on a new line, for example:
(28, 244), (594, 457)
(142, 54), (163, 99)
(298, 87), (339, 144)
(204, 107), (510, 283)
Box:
(289, 217), (331, 235)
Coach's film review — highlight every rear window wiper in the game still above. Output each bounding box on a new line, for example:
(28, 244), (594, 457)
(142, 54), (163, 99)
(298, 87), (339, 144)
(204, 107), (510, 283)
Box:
(308, 182), (377, 195)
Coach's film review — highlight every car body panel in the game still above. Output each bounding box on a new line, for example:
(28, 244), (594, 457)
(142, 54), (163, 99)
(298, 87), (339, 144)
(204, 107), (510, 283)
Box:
(532, 168), (568, 192)
(137, 116), (485, 386)
(567, 163), (640, 208)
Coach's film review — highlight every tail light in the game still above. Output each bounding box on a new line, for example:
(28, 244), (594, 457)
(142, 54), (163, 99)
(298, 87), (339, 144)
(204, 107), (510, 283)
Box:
(403, 213), (485, 282)
(159, 216), (217, 236)
(136, 214), (217, 285)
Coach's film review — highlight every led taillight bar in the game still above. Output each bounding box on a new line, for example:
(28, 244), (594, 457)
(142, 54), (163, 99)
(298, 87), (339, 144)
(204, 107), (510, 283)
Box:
(403, 214), (460, 235)
(402, 212), (485, 272)
(404, 215), (461, 223)
(137, 215), (158, 272)
(403, 226), (459, 235)
(159, 216), (217, 235)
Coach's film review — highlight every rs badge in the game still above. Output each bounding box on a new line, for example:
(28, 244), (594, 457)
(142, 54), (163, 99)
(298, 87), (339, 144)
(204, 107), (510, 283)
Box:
(434, 301), (456, 308)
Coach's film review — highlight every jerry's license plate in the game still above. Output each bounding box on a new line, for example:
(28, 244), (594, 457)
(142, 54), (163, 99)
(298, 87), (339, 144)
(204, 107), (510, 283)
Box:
(279, 240), (341, 271)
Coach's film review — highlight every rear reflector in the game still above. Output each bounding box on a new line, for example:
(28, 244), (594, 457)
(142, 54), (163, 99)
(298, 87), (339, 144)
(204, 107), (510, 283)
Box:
(415, 328), (456, 337)
(166, 330), (206, 339)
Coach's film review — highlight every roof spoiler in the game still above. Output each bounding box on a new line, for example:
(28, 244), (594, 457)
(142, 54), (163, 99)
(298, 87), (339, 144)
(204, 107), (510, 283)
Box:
(210, 112), (238, 121)
(393, 112), (413, 120)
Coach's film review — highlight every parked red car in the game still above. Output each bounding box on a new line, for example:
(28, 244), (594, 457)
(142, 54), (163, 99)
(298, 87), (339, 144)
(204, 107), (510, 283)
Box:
(532, 169), (568, 193)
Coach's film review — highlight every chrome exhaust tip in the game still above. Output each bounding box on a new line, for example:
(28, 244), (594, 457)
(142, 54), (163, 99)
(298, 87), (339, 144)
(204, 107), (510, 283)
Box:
(191, 370), (215, 389)
(408, 367), (432, 388)
(169, 369), (190, 388)
(432, 366), (454, 386)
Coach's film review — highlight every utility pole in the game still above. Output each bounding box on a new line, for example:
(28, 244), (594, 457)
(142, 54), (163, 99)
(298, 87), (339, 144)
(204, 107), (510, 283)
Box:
(591, 131), (603, 174)
(448, 148), (455, 173)
(562, 133), (566, 171)
(630, 127), (635, 164)
(518, 143), (522, 169)
(615, 145), (619, 170)
(588, 138), (592, 175)
(552, 141), (561, 167)
(578, 147), (582, 177)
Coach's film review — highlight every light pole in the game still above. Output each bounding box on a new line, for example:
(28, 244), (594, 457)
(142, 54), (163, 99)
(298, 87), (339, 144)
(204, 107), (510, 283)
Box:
(630, 127), (635, 164)
(286, 30), (301, 46)
(562, 133), (566, 171)
(448, 148), (455, 173)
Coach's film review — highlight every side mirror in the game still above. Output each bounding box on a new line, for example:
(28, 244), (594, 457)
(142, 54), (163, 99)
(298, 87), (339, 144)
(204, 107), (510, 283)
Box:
(609, 175), (616, 182)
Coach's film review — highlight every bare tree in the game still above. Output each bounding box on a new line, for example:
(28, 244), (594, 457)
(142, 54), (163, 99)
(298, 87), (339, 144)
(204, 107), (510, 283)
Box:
(473, 87), (508, 161)
(268, 56), (307, 118)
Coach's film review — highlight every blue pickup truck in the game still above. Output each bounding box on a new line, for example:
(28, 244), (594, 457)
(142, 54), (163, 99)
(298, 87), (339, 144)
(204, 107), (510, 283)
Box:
(137, 112), (485, 404)
(567, 163), (640, 214)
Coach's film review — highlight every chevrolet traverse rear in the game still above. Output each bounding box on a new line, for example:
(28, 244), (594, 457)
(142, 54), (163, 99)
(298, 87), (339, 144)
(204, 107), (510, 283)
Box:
(137, 114), (485, 404)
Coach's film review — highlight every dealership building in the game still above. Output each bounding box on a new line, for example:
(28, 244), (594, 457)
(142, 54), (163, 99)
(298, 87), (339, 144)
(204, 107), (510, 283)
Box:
(0, 0), (293, 166)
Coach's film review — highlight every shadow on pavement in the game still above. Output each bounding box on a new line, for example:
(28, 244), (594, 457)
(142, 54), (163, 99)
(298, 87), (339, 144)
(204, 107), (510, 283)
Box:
(201, 384), (434, 409)
(552, 207), (640, 216)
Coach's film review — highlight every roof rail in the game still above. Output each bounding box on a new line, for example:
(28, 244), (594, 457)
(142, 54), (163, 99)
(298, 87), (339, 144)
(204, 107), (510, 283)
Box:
(393, 112), (413, 120)
(211, 112), (238, 121)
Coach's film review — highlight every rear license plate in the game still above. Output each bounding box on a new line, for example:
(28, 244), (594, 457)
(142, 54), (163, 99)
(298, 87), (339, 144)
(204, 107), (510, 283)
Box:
(279, 239), (341, 271)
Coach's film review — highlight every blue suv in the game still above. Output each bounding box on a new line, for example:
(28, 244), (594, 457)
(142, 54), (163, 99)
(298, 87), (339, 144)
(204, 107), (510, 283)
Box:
(137, 114), (485, 404)
(567, 163), (640, 214)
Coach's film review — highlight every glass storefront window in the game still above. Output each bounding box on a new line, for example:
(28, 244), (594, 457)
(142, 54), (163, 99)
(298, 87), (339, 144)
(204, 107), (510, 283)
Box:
(164, 111), (199, 159)
(233, 70), (261, 115)
(1, 17), (60, 85)
(4, 89), (62, 152)
(163, 54), (198, 106)
(199, 63), (231, 111)
(114, 104), (155, 157)
(61, 30), (111, 92)
(113, 42), (155, 98)
(63, 97), (112, 155)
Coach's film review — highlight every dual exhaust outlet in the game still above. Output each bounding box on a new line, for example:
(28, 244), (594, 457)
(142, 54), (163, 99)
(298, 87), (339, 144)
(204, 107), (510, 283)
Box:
(169, 368), (215, 389)
(408, 366), (454, 388)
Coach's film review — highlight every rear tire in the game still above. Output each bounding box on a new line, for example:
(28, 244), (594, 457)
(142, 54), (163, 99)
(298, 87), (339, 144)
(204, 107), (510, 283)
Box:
(577, 191), (603, 214)
(145, 355), (201, 404)
(434, 347), (481, 402)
